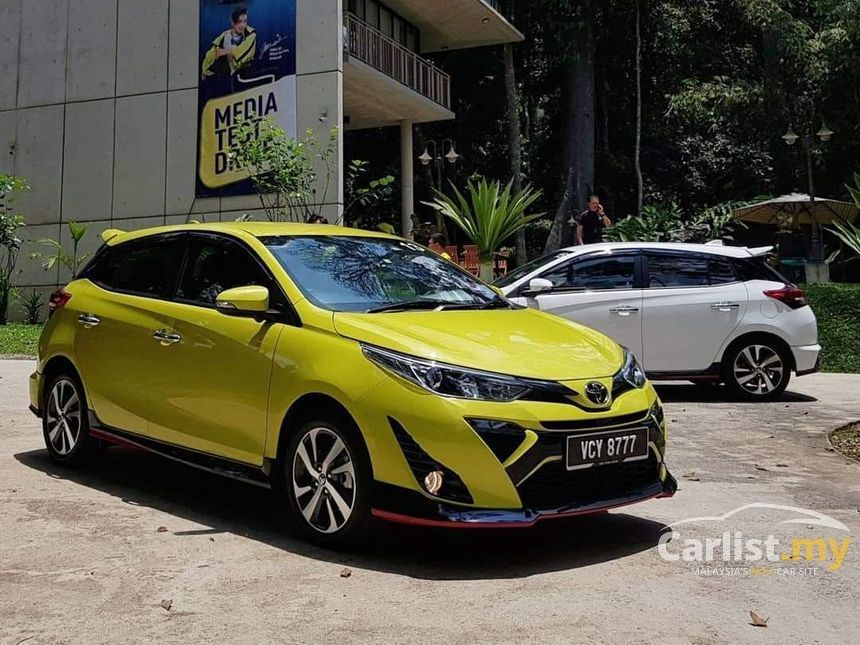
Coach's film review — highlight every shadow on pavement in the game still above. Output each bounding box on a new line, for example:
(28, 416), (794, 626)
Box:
(14, 446), (668, 581)
(655, 383), (817, 404)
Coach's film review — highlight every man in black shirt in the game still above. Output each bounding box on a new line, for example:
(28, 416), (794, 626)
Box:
(576, 195), (613, 245)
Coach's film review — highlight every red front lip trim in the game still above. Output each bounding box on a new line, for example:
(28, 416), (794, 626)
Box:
(372, 490), (674, 529)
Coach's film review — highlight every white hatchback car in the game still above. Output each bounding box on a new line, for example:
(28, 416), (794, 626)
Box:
(497, 242), (821, 401)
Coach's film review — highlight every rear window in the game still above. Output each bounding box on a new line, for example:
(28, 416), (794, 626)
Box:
(734, 258), (790, 284)
(86, 237), (187, 298)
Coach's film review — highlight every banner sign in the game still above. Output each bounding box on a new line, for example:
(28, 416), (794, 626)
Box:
(197, 0), (297, 196)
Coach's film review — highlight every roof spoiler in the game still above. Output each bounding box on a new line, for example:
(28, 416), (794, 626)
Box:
(101, 228), (125, 244)
(747, 246), (774, 257)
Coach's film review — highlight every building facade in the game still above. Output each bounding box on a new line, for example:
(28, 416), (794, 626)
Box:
(1, 0), (520, 314)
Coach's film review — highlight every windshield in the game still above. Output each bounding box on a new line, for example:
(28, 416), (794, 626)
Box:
(494, 250), (573, 288)
(262, 235), (502, 312)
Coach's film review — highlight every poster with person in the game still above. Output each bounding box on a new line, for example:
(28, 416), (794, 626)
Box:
(197, 0), (297, 197)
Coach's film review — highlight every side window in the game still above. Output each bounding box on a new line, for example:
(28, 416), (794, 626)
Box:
(647, 253), (709, 288)
(177, 239), (272, 306)
(538, 260), (574, 289)
(709, 258), (737, 285)
(90, 237), (186, 298)
(539, 254), (637, 291)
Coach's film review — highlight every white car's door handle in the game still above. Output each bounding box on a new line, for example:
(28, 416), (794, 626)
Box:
(152, 330), (182, 345)
(710, 302), (740, 311)
(77, 314), (101, 328)
(609, 306), (640, 316)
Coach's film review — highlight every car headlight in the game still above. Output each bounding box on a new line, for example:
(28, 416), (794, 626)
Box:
(613, 348), (647, 393)
(362, 344), (561, 402)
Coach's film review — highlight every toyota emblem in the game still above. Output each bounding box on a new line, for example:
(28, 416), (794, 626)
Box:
(585, 381), (610, 406)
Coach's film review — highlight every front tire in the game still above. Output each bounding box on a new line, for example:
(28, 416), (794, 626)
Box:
(42, 372), (96, 465)
(722, 339), (791, 402)
(281, 412), (373, 549)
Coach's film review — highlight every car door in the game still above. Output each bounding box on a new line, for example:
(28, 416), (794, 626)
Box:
(74, 235), (187, 434)
(144, 233), (288, 466)
(519, 251), (644, 360)
(641, 251), (748, 373)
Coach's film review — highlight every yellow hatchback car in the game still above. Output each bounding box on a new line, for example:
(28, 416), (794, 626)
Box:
(30, 223), (675, 547)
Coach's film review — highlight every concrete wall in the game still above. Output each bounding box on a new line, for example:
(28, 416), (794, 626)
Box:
(3, 0), (344, 319)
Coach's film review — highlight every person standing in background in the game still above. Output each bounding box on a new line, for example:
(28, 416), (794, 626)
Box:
(576, 195), (613, 245)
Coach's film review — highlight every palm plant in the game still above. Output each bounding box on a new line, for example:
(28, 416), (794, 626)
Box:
(424, 178), (543, 281)
(31, 221), (90, 278)
(826, 173), (860, 260)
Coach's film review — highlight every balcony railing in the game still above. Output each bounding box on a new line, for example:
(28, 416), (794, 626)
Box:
(345, 13), (452, 110)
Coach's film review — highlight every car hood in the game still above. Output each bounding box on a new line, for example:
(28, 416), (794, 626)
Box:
(333, 307), (623, 380)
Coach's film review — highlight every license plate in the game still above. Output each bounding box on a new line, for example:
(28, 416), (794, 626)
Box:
(566, 427), (649, 471)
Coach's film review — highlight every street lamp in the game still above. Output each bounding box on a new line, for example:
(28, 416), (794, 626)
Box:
(419, 139), (460, 236)
(781, 121), (835, 262)
(419, 139), (460, 192)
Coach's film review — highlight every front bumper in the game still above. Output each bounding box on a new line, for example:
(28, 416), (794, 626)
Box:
(354, 373), (674, 523)
(372, 474), (677, 527)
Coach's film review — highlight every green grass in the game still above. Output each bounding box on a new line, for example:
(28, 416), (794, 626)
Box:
(805, 283), (860, 374)
(0, 323), (42, 358)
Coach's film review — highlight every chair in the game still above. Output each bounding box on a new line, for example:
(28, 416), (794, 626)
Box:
(494, 253), (509, 278)
(462, 245), (480, 276)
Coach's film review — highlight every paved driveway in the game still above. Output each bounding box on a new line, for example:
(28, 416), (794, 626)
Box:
(1, 359), (858, 644)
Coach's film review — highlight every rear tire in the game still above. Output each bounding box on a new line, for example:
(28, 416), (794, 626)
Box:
(281, 411), (374, 549)
(42, 372), (97, 465)
(722, 338), (791, 402)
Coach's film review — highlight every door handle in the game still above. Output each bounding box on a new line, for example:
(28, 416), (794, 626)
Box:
(710, 302), (740, 311)
(77, 314), (101, 328)
(609, 306), (639, 316)
(152, 330), (182, 345)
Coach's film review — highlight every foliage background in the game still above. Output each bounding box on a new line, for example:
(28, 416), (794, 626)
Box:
(347, 0), (859, 259)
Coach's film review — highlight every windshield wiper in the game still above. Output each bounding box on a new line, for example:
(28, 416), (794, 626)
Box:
(367, 300), (456, 313)
(367, 299), (514, 313)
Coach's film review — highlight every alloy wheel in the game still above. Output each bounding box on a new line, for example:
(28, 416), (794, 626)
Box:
(732, 344), (784, 395)
(292, 427), (357, 534)
(45, 378), (82, 456)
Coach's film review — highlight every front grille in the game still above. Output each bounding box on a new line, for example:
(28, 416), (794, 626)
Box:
(540, 409), (649, 431)
(517, 455), (661, 511)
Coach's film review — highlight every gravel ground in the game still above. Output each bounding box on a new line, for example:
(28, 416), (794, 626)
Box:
(1, 359), (859, 644)
(831, 422), (860, 461)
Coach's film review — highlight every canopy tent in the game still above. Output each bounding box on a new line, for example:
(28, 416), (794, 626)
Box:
(732, 193), (859, 227)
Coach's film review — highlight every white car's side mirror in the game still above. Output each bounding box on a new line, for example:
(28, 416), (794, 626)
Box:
(527, 278), (554, 294)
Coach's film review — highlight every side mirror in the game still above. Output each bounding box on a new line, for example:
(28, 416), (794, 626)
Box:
(526, 278), (554, 295)
(216, 285), (270, 315)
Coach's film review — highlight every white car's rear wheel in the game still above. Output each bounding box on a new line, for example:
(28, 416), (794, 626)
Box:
(723, 339), (791, 401)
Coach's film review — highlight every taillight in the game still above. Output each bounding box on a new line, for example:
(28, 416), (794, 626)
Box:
(763, 285), (807, 310)
(48, 288), (72, 316)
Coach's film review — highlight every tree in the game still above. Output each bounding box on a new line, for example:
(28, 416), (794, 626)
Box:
(503, 0), (528, 263)
(0, 175), (29, 325)
(231, 119), (338, 222)
(544, 0), (597, 254)
(634, 0), (644, 218)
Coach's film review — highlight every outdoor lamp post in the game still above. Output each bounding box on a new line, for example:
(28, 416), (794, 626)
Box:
(419, 139), (460, 193)
(781, 121), (834, 262)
